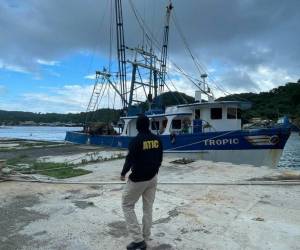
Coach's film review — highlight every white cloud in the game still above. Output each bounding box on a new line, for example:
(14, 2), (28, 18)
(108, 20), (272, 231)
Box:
(0, 59), (29, 74)
(84, 74), (96, 80)
(201, 64), (299, 98)
(249, 66), (296, 91)
(0, 0), (299, 104)
(0, 0), (299, 86)
(9, 83), (123, 113)
(21, 84), (93, 113)
(36, 59), (60, 66)
(0, 84), (93, 113)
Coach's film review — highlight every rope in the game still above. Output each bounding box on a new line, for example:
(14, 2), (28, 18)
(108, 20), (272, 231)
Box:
(127, 0), (191, 102)
(79, 0), (110, 111)
(172, 10), (241, 100)
(3, 177), (300, 186)
(172, 11), (203, 79)
(19, 166), (77, 174)
(109, 0), (113, 72)
(94, 80), (109, 113)
(87, 76), (105, 123)
(128, 1), (254, 103)
(128, 0), (152, 48)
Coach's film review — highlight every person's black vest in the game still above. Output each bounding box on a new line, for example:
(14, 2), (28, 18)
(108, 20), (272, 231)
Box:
(121, 131), (163, 182)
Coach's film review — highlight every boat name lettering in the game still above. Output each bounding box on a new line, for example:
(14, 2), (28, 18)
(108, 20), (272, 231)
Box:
(204, 138), (239, 146)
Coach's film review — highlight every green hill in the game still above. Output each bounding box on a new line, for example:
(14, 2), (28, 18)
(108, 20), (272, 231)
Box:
(1, 82), (300, 126)
(0, 91), (190, 125)
(0, 109), (121, 125)
(156, 91), (195, 107)
(217, 81), (300, 121)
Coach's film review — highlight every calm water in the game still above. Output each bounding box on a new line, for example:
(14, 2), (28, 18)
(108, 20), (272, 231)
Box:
(0, 126), (299, 168)
(278, 132), (300, 168)
(0, 126), (82, 142)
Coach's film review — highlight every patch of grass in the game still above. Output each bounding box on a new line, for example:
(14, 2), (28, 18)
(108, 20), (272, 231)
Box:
(0, 148), (13, 152)
(5, 152), (92, 179)
(21, 141), (62, 148)
(6, 154), (29, 165)
(31, 162), (92, 179)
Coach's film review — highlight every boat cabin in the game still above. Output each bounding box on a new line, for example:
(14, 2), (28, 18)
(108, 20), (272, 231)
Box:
(120, 100), (251, 136)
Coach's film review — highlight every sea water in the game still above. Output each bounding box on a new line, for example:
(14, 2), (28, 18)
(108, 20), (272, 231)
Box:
(0, 126), (299, 168)
(0, 126), (82, 142)
(278, 132), (300, 168)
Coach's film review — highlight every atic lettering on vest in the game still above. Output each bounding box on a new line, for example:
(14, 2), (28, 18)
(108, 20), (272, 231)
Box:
(143, 140), (159, 150)
(204, 138), (239, 146)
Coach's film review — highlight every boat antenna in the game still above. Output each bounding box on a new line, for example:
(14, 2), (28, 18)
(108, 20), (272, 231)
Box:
(200, 73), (207, 92)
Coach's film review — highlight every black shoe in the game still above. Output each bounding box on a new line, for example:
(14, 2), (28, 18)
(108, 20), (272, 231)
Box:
(126, 240), (147, 250)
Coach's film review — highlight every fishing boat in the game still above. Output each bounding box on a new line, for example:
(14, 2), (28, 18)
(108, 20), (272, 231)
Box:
(65, 0), (291, 167)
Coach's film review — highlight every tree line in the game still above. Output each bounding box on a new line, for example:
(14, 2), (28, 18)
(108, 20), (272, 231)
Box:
(1, 81), (299, 126)
(217, 81), (300, 124)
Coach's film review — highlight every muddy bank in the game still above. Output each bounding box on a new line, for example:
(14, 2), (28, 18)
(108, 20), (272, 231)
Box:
(0, 139), (109, 161)
(0, 139), (127, 179)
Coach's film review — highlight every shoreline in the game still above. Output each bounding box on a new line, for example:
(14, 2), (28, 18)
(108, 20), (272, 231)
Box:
(0, 125), (82, 127)
(1, 136), (300, 168)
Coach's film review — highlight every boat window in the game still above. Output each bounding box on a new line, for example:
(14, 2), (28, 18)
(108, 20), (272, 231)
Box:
(182, 118), (191, 133)
(158, 118), (168, 134)
(237, 108), (241, 119)
(151, 120), (159, 130)
(172, 119), (181, 129)
(162, 119), (168, 128)
(227, 108), (236, 119)
(211, 108), (222, 119)
(195, 109), (201, 119)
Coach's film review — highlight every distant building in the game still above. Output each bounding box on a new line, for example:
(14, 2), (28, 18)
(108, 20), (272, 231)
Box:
(20, 121), (37, 126)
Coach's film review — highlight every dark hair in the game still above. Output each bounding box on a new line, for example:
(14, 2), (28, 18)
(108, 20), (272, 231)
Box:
(136, 114), (150, 133)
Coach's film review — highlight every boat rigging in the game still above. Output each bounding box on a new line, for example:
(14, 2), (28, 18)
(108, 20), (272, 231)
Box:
(66, 0), (291, 168)
(85, 0), (208, 121)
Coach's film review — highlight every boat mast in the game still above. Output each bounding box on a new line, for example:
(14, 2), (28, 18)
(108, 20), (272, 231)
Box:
(127, 48), (159, 110)
(115, 0), (127, 110)
(84, 1), (175, 125)
(159, 1), (173, 93)
(126, 1), (173, 112)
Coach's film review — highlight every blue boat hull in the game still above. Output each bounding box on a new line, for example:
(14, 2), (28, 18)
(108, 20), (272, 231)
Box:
(65, 127), (291, 167)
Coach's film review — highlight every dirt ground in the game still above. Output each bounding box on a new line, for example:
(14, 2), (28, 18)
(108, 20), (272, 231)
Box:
(1, 139), (300, 250)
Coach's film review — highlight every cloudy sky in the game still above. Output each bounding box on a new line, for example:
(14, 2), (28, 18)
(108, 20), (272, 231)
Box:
(0, 0), (299, 113)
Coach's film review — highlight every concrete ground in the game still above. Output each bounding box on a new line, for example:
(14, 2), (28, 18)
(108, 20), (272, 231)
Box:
(1, 155), (300, 250)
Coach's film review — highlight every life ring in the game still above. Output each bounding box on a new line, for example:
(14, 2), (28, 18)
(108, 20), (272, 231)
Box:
(269, 135), (280, 145)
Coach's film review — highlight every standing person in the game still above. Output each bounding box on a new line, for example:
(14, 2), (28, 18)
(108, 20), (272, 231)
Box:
(121, 114), (163, 250)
